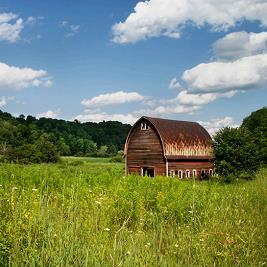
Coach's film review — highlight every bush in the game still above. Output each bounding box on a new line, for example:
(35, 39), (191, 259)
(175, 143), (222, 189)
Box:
(109, 150), (124, 163)
(4, 141), (59, 164)
(213, 127), (261, 179)
(5, 144), (42, 164)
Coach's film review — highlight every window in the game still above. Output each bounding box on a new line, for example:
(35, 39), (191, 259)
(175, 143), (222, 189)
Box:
(192, 169), (197, 177)
(186, 170), (190, 178)
(141, 122), (149, 130)
(209, 169), (213, 176)
(170, 170), (175, 177)
(178, 170), (183, 179)
(201, 169), (206, 179)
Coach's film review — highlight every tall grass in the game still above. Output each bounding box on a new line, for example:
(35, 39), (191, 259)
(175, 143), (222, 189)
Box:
(0, 162), (266, 266)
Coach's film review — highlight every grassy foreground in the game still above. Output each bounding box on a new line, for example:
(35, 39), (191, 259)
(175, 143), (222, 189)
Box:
(0, 159), (266, 266)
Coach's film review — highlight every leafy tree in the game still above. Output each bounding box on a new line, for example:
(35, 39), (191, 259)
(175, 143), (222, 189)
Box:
(5, 144), (42, 164)
(241, 107), (267, 164)
(107, 144), (118, 157)
(97, 146), (108, 157)
(213, 127), (261, 179)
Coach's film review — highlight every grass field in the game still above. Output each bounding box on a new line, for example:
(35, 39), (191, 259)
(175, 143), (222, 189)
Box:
(0, 158), (266, 266)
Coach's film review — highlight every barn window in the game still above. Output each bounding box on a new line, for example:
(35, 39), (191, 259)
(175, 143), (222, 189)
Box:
(201, 169), (206, 178)
(141, 122), (149, 130)
(178, 170), (183, 179)
(209, 169), (213, 176)
(186, 170), (190, 178)
(170, 170), (175, 177)
(192, 169), (197, 177)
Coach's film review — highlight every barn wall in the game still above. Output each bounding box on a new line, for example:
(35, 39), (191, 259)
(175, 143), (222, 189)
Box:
(168, 160), (214, 178)
(126, 120), (166, 176)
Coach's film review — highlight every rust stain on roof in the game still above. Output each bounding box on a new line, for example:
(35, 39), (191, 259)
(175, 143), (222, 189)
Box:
(144, 116), (213, 158)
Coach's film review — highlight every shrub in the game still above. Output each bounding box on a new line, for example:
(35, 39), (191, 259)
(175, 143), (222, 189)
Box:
(213, 127), (260, 179)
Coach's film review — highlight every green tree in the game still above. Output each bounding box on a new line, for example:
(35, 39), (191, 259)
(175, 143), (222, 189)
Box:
(213, 127), (261, 178)
(241, 107), (267, 164)
(36, 134), (59, 163)
(107, 144), (118, 157)
(97, 146), (108, 157)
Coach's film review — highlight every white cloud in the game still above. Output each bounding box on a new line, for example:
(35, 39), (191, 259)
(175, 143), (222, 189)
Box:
(198, 116), (239, 136)
(37, 109), (61, 119)
(0, 62), (52, 90)
(60, 21), (80, 37)
(81, 91), (145, 108)
(169, 77), (181, 89)
(60, 21), (68, 27)
(213, 31), (267, 61)
(112, 0), (267, 44)
(173, 90), (237, 106)
(182, 53), (267, 94)
(0, 96), (6, 108)
(0, 12), (24, 42)
(75, 112), (137, 125)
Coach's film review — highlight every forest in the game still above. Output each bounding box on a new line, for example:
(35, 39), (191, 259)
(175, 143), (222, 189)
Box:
(0, 110), (131, 163)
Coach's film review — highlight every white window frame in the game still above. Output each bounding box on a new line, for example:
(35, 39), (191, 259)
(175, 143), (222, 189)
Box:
(209, 169), (213, 176)
(178, 170), (183, 179)
(141, 122), (149, 130)
(170, 170), (175, 178)
(186, 169), (190, 178)
(192, 169), (197, 177)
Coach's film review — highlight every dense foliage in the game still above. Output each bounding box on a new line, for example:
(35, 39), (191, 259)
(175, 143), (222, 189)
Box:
(0, 110), (131, 162)
(213, 127), (261, 179)
(241, 107), (267, 164)
(213, 107), (267, 179)
(0, 160), (266, 266)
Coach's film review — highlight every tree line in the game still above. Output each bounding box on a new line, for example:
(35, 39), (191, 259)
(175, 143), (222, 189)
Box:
(0, 110), (131, 163)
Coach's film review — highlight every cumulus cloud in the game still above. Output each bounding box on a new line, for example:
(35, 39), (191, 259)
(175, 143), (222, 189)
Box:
(0, 62), (52, 90)
(182, 54), (267, 94)
(198, 116), (239, 136)
(169, 77), (181, 89)
(213, 31), (267, 61)
(0, 12), (24, 42)
(0, 96), (6, 108)
(112, 0), (267, 44)
(75, 112), (137, 125)
(81, 91), (145, 108)
(37, 109), (61, 119)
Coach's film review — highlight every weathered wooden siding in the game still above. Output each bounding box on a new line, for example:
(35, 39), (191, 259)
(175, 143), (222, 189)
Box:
(126, 120), (166, 175)
(168, 160), (214, 178)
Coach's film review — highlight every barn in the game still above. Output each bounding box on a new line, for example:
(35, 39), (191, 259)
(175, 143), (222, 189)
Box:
(124, 116), (214, 178)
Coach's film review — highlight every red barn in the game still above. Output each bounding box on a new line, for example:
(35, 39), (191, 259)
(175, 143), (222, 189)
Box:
(124, 116), (214, 178)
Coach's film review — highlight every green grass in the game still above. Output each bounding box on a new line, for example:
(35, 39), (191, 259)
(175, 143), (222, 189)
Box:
(0, 162), (266, 266)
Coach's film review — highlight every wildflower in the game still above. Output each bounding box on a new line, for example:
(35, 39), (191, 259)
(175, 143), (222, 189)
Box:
(104, 228), (110, 232)
(95, 201), (101, 205)
(32, 188), (38, 192)
(89, 189), (92, 193)
(12, 187), (18, 190)
(0, 184), (2, 187)
(145, 242), (151, 248)
(174, 244), (178, 248)
(126, 251), (130, 255)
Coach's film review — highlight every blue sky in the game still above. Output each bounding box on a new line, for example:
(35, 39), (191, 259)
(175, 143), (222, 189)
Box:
(0, 0), (266, 134)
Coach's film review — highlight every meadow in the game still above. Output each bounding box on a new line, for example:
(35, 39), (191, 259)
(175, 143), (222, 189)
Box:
(0, 158), (266, 266)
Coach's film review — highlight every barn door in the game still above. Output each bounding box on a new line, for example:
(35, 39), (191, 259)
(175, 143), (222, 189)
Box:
(142, 167), (155, 177)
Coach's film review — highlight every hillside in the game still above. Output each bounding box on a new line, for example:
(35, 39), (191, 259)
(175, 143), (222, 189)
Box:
(0, 110), (131, 159)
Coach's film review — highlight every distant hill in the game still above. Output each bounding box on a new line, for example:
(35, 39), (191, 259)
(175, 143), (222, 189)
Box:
(0, 110), (132, 159)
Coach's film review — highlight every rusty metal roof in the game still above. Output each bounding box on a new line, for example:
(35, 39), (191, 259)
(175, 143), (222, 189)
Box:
(144, 116), (213, 158)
